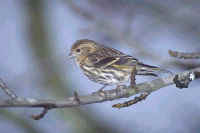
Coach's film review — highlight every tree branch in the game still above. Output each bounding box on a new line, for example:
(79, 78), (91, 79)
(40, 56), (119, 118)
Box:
(0, 67), (199, 119)
(0, 67), (199, 108)
(169, 50), (200, 59)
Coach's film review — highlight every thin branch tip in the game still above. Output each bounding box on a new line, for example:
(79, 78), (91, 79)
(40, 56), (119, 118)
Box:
(169, 50), (200, 59)
(31, 107), (50, 120)
(0, 78), (18, 99)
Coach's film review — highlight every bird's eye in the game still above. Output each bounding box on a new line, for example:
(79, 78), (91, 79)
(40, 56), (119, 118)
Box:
(76, 49), (81, 53)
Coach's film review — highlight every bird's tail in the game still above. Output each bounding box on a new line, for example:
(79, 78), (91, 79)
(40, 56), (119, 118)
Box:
(136, 63), (172, 77)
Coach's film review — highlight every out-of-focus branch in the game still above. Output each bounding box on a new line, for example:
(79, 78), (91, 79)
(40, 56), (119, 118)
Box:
(0, 78), (18, 99)
(0, 110), (44, 133)
(0, 67), (199, 119)
(64, 0), (162, 61)
(24, 1), (120, 131)
(169, 50), (200, 59)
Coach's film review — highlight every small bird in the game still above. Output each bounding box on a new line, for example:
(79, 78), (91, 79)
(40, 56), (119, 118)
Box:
(69, 39), (171, 91)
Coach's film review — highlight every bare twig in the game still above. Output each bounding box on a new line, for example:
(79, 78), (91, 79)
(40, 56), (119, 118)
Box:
(0, 67), (199, 119)
(112, 92), (149, 109)
(31, 107), (49, 120)
(169, 50), (200, 59)
(0, 78), (18, 99)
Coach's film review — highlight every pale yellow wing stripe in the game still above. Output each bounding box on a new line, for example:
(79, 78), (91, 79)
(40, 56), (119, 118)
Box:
(101, 57), (121, 69)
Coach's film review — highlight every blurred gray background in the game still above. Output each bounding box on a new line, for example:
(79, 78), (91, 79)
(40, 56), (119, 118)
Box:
(0, 0), (200, 133)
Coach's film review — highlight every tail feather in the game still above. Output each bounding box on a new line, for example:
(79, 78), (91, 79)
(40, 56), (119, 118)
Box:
(137, 63), (172, 77)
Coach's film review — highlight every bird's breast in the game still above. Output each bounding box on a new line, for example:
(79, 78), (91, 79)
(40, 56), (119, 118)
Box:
(80, 65), (130, 85)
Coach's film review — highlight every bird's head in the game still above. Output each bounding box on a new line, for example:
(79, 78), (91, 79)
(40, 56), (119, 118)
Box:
(69, 39), (98, 62)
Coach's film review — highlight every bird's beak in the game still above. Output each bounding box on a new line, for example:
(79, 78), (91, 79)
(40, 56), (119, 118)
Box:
(67, 52), (75, 59)
(68, 51), (72, 56)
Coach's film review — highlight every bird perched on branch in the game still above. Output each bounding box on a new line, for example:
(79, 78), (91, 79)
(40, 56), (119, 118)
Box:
(69, 39), (171, 91)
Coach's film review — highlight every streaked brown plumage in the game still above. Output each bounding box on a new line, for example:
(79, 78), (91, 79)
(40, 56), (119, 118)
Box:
(69, 39), (170, 90)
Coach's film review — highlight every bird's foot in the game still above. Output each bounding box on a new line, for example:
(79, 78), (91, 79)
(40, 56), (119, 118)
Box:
(97, 85), (107, 92)
(73, 91), (81, 104)
(92, 85), (107, 97)
(130, 66), (137, 88)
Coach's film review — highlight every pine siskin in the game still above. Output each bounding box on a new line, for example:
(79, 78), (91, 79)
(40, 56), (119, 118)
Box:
(69, 39), (171, 91)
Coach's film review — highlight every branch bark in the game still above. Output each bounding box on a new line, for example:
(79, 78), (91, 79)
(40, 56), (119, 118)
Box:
(0, 67), (199, 109)
(169, 50), (200, 59)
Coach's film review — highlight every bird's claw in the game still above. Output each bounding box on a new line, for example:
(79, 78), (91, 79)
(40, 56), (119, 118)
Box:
(74, 91), (81, 104)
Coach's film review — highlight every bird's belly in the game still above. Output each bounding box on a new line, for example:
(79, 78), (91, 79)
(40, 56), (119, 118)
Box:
(81, 65), (130, 85)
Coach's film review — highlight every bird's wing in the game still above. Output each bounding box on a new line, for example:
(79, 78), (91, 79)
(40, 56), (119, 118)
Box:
(89, 54), (138, 69)
(93, 56), (121, 68)
(111, 55), (138, 68)
(86, 46), (138, 69)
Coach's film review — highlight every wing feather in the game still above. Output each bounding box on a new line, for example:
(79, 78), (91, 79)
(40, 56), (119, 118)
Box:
(86, 45), (138, 69)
